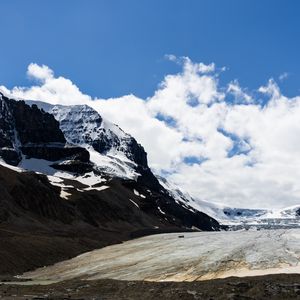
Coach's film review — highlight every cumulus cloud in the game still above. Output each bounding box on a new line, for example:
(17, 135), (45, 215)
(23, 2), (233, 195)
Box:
(258, 78), (281, 100)
(2, 59), (300, 209)
(227, 80), (252, 103)
(27, 63), (54, 82)
(9, 65), (91, 105)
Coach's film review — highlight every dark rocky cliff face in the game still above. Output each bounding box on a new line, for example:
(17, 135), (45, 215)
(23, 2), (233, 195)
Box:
(0, 92), (89, 165)
(5, 100), (66, 145)
(0, 94), (22, 165)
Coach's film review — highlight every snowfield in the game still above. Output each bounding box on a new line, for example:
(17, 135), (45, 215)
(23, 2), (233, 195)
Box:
(22, 229), (300, 282)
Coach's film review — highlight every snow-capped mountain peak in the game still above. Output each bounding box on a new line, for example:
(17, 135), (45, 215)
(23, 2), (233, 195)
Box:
(25, 100), (150, 180)
(49, 104), (131, 155)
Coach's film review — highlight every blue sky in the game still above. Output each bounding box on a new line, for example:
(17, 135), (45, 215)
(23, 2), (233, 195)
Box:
(1, 0), (300, 99)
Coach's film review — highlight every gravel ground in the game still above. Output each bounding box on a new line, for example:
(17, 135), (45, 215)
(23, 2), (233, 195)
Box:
(1, 274), (300, 299)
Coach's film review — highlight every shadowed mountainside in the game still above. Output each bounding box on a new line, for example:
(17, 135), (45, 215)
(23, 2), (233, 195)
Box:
(0, 164), (219, 275)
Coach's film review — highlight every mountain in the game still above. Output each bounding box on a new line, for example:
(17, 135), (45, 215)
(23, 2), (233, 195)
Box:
(158, 175), (300, 229)
(222, 205), (300, 229)
(0, 91), (220, 275)
(26, 100), (161, 190)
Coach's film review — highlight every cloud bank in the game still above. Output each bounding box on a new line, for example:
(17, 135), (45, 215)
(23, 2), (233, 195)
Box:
(2, 58), (300, 209)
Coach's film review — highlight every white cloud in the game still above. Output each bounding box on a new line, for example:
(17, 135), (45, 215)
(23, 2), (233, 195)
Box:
(258, 79), (281, 100)
(89, 95), (184, 171)
(10, 64), (91, 105)
(27, 63), (54, 82)
(165, 55), (215, 73)
(227, 80), (252, 103)
(3, 59), (300, 209)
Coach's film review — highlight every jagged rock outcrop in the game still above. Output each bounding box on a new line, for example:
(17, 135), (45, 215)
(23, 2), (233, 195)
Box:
(5, 100), (66, 144)
(20, 144), (90, 162)
(0, 92), (89, 166)
(0, 93), (21, 165)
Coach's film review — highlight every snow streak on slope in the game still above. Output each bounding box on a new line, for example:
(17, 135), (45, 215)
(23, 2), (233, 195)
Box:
(0, 158), (22, 172)
(88, 147), (139, 180)
(18, 155), (106, 185)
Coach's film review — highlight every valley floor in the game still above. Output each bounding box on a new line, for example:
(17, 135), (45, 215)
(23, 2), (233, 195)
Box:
(22, 229), (300, 282)
(2, 229), (300, 299)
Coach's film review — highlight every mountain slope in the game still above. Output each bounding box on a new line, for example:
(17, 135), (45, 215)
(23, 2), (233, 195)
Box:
(0, 92), (220, 275)
(27, 100), (161, 190)
(158, 176), (300, 228)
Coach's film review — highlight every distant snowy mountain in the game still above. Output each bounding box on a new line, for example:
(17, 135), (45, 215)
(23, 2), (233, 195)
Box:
(158, 176), (300, 228)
